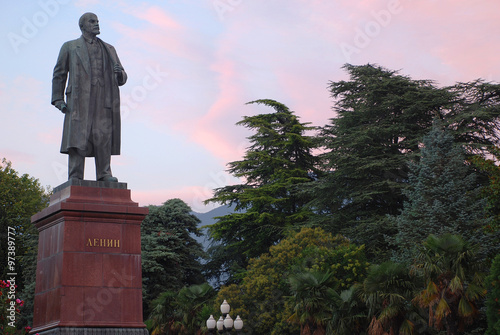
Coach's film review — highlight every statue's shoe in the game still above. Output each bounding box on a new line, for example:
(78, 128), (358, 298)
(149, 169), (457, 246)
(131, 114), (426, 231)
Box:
(99, 176), (118, 182)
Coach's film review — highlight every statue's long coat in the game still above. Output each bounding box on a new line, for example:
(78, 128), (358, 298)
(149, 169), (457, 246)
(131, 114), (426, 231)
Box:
(51, 36), (127, 156)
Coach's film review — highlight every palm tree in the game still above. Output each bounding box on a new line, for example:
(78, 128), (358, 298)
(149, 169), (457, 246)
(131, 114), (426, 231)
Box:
(148, 290), (180, 335)
(361, 261), (421, 335)
(328, 285), (367, 335)
(176, 283), (215, 334)
(148, 283), (215, 335)
(288, 271), (337, 335)
(412, 234), (486, 335)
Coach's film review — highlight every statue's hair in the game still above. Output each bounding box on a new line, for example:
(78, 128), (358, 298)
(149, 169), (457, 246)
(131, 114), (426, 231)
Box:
(79, 12), (97, 30)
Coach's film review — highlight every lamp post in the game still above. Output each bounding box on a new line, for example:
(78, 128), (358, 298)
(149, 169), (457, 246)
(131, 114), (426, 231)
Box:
(206, 300), (244, 334)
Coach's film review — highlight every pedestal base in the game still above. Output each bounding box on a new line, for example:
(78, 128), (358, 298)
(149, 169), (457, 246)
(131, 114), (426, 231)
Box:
(36, 327), (149, 335)
(31, 181), (149, 334)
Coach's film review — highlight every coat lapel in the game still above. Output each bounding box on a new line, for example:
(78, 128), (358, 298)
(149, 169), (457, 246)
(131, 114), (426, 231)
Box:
(75, 36), (90, 75)
(97, 38), (109, 73)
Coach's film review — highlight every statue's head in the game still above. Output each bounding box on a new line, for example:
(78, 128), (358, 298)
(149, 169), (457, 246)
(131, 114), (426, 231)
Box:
(79, 12), (100, 36)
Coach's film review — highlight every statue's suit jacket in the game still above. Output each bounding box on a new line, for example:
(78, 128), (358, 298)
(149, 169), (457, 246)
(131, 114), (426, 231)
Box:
(51, 36), (127, 156)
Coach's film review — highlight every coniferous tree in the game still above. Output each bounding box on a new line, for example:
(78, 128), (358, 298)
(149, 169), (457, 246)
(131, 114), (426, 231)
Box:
(311, 65), (500, 261)
(390, 123), (490, 262)
(471, 147), (500, 234)
(204, 99), (319, 284)
(445, 80), (500, 156)
(141, 198), (206, 317)
(312, 64), (451, 259)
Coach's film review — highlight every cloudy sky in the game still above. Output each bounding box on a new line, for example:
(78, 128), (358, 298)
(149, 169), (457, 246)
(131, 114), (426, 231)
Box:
(1, 0), (499, 212)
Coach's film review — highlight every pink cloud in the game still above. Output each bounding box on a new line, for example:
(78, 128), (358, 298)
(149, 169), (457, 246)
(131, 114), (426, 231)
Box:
(37, 126), (61, 145)
(133, 6), (182, 30)
(179, 2), (345, 162)
(5, 0), (500, 212)
(169, 43), (249, 162)
(113, 5), (206, 62)
(120, 0), (500, 178)
(113, 22), (192, 60)
(376, 0), (500, 83)
(112, 2), (345, 166)
(133, 185), (220, 212)
(0, 150), (36, 166)
(309, 0), (500, 86)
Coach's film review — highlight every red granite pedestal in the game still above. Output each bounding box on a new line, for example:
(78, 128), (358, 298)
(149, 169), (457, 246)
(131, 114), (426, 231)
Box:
(30, 180), (149, 335)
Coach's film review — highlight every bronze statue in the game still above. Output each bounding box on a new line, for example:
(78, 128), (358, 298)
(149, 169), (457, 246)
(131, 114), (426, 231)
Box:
(52, 12), (127, 182)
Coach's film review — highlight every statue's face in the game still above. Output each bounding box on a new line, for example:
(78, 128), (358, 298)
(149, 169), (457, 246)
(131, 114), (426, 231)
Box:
(81, 14), (100, 36)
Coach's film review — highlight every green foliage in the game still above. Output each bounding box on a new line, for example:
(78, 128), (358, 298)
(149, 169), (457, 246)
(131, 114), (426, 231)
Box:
(0, 158), (49, 279)
(288, 271), (337, 334)
(204, 99), (319, 283)
(147, 290), (178, 334)
(444, 80), (500, 156)
(213, 284), (247, 327)
(213, 227), (368, 335)
(310, 65), (500, 264)
(199, 65), (500, 334)
(176, 283), (215, 333)
(312, 64), (451, 261)
(470, 148), (500, 235)
(362, 261), (421, 335)
(328, 285), (367, 335)
(147, 283), (215, 335)
(486, 254), (500, 335)
(141, 198), (206, 318)
(412, 234), (486, 335)
(390, 123), (491, 262)
(289, 271), (368, 335)
(0, 158), (49, 330)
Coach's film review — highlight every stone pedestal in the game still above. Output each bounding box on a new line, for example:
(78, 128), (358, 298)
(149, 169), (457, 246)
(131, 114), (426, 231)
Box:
(31, 180), (149, 335)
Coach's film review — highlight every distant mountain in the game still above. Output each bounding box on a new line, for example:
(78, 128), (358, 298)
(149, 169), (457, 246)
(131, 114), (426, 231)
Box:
(193, 204), (235, 226)
(191, 204), (235, 251)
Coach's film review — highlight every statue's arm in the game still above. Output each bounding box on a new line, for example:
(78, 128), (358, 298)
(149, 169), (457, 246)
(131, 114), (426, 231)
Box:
(114, 62), (127, 86)
(109, 45), (127, 86)
(51, 42), (69, 109)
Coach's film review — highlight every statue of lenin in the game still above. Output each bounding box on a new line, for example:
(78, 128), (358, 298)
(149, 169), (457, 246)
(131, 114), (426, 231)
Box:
(51, 12), (127, 182)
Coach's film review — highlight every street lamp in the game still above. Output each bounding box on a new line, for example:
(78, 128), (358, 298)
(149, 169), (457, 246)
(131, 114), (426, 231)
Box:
(206, 300), (244, 334)
(206, 315), (216, 332)
(234, 316), (243, 332)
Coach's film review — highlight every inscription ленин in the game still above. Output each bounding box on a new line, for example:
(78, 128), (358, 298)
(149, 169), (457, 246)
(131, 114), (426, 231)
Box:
(86, 238), (120, 248)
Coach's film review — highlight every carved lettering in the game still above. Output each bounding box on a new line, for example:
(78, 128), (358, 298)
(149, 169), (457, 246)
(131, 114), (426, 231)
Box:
(86, 238), (121, 248)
